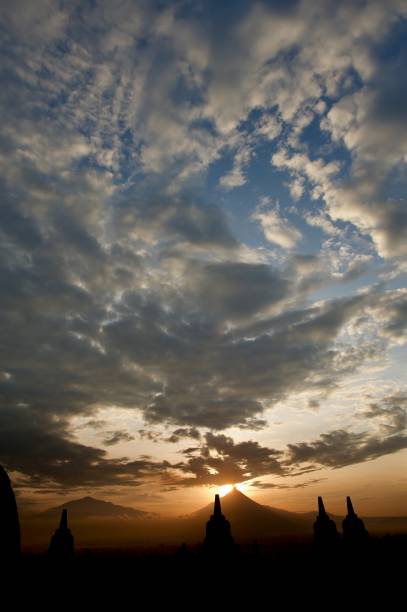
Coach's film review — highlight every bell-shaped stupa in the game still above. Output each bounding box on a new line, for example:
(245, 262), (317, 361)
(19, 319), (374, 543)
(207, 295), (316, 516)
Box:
(48, 508), (74, 559)
(342, 496), (369, 545)
(204, 494), (235, 555)
(313, 496), (340, 548)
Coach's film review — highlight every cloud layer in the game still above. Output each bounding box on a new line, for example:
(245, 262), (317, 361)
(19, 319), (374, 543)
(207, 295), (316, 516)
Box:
(0, 0), (406, 496)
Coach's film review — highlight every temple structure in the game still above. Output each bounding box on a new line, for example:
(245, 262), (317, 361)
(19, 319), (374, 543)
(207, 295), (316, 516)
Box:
(203, 494), (235, 555)
(313, 496), (340, 548)
(342, 496), (369, 545)
(0, 465), (21, 563)
(48, 509), (75, 559)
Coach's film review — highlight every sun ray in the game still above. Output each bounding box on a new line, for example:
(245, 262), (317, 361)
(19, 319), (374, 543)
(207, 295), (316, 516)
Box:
(218, 484), (233, 497)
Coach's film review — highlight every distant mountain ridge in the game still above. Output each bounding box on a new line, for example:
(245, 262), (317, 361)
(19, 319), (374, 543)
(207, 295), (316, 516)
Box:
(33, 489), (407, 547)
(40, 496), (153, 520)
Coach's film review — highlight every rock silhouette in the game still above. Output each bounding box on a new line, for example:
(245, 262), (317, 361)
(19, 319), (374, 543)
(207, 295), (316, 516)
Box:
(342, 496), (369, 545)
(313, 496), (340, 548)
(0, 465), (21, 563)
(204, 494), (236, 556)
(48, 509), (74, 559)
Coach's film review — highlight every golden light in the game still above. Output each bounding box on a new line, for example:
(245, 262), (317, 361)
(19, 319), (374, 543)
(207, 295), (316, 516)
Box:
(218, 484), (233, 497)
(217, 483), (248, 496)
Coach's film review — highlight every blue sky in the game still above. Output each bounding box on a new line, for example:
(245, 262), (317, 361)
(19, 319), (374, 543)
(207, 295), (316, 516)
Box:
(0, 0), (406, 514)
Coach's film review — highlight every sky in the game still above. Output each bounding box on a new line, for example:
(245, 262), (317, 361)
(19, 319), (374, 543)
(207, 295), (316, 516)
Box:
(0, 0), (407, 518)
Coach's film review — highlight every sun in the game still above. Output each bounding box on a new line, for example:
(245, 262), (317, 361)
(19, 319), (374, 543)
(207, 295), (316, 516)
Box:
(218, 484), (234, 497)
(218, 483), (247, 497)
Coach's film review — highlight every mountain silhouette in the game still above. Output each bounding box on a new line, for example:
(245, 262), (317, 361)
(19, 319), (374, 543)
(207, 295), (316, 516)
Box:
(20, 489), (406, 549)
(40, 496), (152, 520)
(185, 488), (310, 539)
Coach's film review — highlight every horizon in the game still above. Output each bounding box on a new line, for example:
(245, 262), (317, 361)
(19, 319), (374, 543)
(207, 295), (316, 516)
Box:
(18, 484), (407, 520)
(1, 1), (407, 521)
(12, 480), (407, 552)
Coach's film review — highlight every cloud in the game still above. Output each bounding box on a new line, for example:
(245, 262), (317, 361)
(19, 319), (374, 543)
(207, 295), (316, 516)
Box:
(373, 290), (407, 343)
(165, 428), (202, 443)
(113, 192), (237, 249)
(184, 259), (290, 320)
(101, 431), (135, 446)
(0, 0), (406, 496)
(172, 398), (407, 486)
(0, 0), (67, 44)
(359, 394), (407, 435)
(252, 198), (302, 249)
(0, 406), (167, 488)
(219, 144), (252, 188)
(317, 39), (407, 258)
(174, 432), (285, 487)
(249, 477), (326, 490)
(109, 289), (394, 429)
(287, 429), (407, 470)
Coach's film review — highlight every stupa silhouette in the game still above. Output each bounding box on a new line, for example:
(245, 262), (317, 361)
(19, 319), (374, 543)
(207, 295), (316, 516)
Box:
(313, 496), (340, 548)
(204, 493), (235, 555)
(0, 465), (21, 563)
(48, 508), (74, 559)
(342, 496), (369, 545)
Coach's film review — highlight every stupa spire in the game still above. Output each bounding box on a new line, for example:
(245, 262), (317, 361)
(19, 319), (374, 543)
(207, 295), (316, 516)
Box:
(60, 508), (68, 530)
(346, 496), (355, 516)
(318, 496), (326, 516)
(214, 494), (222, 517)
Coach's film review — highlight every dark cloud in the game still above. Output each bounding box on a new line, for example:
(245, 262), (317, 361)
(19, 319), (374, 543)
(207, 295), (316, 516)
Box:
(105, 292), (380, 429)
(186, 260), (290, 320)
(0, 406), (168, 488)
(165, 428), (202, 443)
(249, 477), (326, 489)
(359, 394), (407, 435)
(0, 179), (404, 488)
(173, 432), (285, 487)
(1, 399), (405, 491)
(381, 295), (407, 339)
(308, 399), (320, 411)
(145, 395), (265, 430)
(287, 429), (407, 470)
(138, 430), (163, 443)
(83, 420), (108, 429)
(371, 27), (407, 126)
(237, 418), (268, 430)
(101, 431), (135, 446)
(114, 193), (237, 250)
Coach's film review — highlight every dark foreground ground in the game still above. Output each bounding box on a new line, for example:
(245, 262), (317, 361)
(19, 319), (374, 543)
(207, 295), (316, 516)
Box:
(2, 534), (406, 605)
